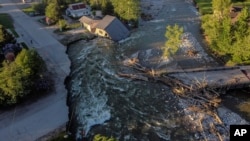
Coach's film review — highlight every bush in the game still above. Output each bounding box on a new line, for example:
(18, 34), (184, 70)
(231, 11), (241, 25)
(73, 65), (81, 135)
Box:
(58, 19), (67, 31)
(0, 24), (16, 48)
(31, 3), (46, 15)
(93, 134), (117, 141)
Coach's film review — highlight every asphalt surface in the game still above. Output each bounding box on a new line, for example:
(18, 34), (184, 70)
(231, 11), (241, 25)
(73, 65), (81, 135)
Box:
(0, 0), (70, 141)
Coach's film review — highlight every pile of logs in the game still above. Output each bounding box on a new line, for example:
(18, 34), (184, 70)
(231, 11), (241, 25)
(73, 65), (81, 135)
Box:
(118, 58), (222, 111)
(118, 58), (225, 140)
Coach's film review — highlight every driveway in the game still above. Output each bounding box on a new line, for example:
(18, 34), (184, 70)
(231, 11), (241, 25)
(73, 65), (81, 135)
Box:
(0, 0), (70, 141)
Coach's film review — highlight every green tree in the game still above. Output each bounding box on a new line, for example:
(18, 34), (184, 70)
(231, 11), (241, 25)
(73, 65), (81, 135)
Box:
(216, 16), (233, 54)
(212, 0), (231, 20)
(228, 33), (250, 64)
(0, 24), (15, 48)
(45, 0), (61, 23)
(202, 1), (250, 64)
(0, 60), (30, 105)
(201, 15), (220, 45)
(111, 0), (140, 22)
(89, 0), (101, 9)
(0, 49), (45, 106)
(233, 7), (249, 40)
(164, 24), (184, 57)
(31, 3), (46, 14)
(101, 0), (113, 15)
(58, 19), (67, 31)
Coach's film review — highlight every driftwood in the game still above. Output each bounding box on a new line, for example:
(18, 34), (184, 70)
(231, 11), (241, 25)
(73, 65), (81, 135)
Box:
(118, 59), (225, 140)
(118, 73), (148, 81)
(119, 60), (222, 108)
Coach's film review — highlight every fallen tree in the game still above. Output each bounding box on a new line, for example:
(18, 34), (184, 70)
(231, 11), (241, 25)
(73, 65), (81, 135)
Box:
(118, 58), (226, 141)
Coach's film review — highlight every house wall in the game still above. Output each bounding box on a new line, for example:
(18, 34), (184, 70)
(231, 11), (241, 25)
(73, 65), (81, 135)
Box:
(83, 23), (91, 31)
(67, 9), (90, 18)
(95, 28), (109, 38)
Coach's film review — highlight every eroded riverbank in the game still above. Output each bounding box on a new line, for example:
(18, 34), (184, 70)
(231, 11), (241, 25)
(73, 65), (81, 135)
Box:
(65, 0), (249, 140)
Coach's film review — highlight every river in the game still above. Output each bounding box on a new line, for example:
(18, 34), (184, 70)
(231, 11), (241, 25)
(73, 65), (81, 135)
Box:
(65, 0), (249, 140)
(66, 38), (196, 140)
(222, 88), (250, 122)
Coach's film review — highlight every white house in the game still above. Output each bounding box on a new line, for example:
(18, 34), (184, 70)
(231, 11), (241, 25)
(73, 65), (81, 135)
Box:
(65, 3), (91, 18)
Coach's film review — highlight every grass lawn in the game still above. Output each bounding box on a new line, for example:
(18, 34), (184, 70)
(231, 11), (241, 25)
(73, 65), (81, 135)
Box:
(194, 0), (250, 15)
(194, 0), (213, 15)
(22, 6), (35, 14)
(0, 13), (19, 37)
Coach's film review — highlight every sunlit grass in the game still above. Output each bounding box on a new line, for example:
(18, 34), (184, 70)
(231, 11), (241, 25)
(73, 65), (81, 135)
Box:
(194, 0), (212, 15)
(22, 6), (35, 14)
(195, 0), (250, 15)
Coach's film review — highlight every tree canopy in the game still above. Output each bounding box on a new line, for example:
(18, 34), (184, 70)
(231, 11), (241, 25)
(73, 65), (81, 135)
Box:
(0, 24), (15, 48)
(45, 0), (61, 22)
(202, 0), (250, 65)
(111, 0), (140, 22)
(212, 0), (231, 19)
(164, 24), (184, 57)
(0, 49), (46, 106)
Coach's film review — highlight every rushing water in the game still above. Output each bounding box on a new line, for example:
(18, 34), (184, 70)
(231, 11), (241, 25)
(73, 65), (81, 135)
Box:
(65, 0), (247, 140)
(66, 38), (196, 140)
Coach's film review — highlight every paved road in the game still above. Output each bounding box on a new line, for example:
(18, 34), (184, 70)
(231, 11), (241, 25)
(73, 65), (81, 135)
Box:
(0, 0), (70, 141)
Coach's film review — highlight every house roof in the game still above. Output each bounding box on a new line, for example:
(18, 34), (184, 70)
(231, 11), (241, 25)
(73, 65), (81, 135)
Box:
(69, 3), (86, 10)
(79, 16), (100, 28)
(79, 16), (93, 24)
(99, 15), (130, 41)
(95, 15), (116, 29)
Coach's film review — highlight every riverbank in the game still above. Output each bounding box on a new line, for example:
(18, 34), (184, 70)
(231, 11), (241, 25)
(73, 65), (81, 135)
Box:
(42, 0), (249, 140)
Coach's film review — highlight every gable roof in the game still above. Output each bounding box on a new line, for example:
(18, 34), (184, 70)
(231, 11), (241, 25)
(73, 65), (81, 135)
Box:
(79, 16), (94, 24)
(95, 15), (116, 29)
(95, 15), (130, 41)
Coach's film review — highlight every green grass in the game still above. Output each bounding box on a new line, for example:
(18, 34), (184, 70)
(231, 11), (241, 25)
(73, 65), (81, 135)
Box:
(195, 0), (250, 15)
(194, 0), (212, 15)
(22, 6), (35, 14)
(54, 22), (82, 33)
